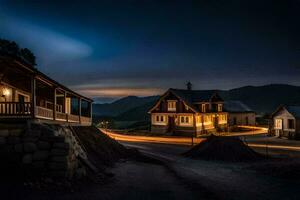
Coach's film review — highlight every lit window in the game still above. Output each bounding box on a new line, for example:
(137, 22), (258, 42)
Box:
(218, 104), (222, 112)
(204, 115), (211, 123)
(275, 119), (282, 129)
(185, 117), (189, 123)
(181, 116), (185, 123)
(202, 104), (206, 112)
(168, 101), (177, 111)
(155, 115), (165, 123)
(180, 116), (191, 124)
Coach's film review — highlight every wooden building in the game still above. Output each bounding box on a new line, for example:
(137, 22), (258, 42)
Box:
(0, 56), (93, 125)
(271, 105), (300, 139)
(148, 88), (228, 136)
(223, 100), (256, 126)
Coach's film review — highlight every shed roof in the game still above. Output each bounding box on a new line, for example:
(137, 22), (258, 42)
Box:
(223, 100), (254, 113)
(272, 105), (300, 119)
(285, 105), (300, 118)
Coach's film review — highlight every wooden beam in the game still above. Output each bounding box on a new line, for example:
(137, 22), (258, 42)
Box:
(36, 76), (53, 87)
(53, 87), (57, 120)
(31, 76), (36, 118)
(193, 114), (197, 139)
(78, 98), (82, 124)
(90, 102), (93, 120)
(201, 114), (205, 134)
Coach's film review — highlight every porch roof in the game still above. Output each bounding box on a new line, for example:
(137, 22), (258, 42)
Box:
(0, 56), (93, 102)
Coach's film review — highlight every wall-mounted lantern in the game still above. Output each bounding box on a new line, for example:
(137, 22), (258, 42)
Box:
(2, 88), (10, 102)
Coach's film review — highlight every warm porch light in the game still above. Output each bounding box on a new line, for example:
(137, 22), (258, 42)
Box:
(2, 88), (10, 97)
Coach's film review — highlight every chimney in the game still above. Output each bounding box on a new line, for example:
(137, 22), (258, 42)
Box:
(186, 81), (192, 90)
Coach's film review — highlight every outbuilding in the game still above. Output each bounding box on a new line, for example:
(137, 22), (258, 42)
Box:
(223, 100), (256, 126)
(271, 105), (300, 139)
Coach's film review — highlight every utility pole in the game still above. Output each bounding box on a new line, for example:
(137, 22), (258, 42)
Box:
(266, 139), (269, 158)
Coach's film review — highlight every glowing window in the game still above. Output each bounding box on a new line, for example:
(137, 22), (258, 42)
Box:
(167, 101), (177, 111)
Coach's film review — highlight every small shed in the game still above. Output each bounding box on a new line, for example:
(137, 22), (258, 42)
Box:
(224, 101), (256, 126)
(271, 105), (300, 139)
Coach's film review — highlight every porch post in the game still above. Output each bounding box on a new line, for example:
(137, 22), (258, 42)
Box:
(63, 91), (67, 121)
(65, 92), (68, 122)
(201, 114), (205, 134)
(192, 114), (196, 144)
(78, 97), (82, 123)
(53, 88), (57, 120)
(90, 101), (92, 119)
(30, 76), (36, 118)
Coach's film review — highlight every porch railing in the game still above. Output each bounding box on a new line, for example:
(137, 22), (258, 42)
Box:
(56, 112), (67, 121)
(0, 103), (91, 125)
(81, 116), (92, 124)
(35, 106), (53, 120)
(0, 102), (31, 116)
(68, 114), (80, 122)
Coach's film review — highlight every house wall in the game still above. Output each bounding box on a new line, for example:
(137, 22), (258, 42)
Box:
(0, 83), (31, 103)
(151, 112), (228, 136)
(273, 108), (299, 139)
(228, 112), (256, 126)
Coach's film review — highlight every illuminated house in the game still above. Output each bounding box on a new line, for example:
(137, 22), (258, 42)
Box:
(148, 86), (228, 136)
(0, 56), (93, 125)
(271, 105), (300, 139)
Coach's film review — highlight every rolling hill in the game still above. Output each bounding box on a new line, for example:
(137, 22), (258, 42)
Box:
(218, 84), (300, 114)
(93, 95), (159, 117)
(93, 84), (300, 124)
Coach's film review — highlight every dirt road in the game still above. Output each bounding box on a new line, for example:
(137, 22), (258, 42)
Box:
(119, 141), (300, 200)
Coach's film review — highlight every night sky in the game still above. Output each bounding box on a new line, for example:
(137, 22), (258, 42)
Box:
(0, 0), (299, 102)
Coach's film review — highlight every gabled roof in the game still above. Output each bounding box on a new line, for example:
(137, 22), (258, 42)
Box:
(272, 105), (300, 119)
(149, 88), (223, 113)
(170, 89), (219, 103)
(286, 106), (300, 118)
(223, 100), (254, 113)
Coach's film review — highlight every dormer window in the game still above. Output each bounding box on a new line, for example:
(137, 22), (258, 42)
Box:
(167, 100), (177, 111)
(218, 104), (223, 112)
(202, 104), (206, 112)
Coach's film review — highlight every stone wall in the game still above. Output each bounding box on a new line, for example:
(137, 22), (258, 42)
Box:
(0, 121), (86, 179)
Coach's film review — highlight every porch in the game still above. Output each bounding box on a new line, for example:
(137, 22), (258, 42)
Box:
(0, 57), (93, 125)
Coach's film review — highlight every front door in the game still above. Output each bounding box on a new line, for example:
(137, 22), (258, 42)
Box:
(168, 116), (175, 133)
(17, 94), (25, 113)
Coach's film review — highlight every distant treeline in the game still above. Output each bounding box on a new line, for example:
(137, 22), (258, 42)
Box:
(0, 39), (36, 67)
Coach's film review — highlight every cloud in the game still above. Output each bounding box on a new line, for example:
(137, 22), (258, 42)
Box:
(0, 16), (93, 64)
(72, 86), (164, 99)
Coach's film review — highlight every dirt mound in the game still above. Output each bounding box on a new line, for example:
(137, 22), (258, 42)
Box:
(73, 126), (130, 167)
(183, 135), (264, 162)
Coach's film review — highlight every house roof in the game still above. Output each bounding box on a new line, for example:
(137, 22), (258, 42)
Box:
(170, 89), (218, 102)
(0, 56), (93, 102)
(149, 88), (223, 113)
(272, 105), (300, 119)
(284, 105), (300, 118)
(223, 100), (254, 113)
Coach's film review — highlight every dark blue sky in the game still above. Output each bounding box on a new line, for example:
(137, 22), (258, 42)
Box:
(0, 0), (298, 102)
